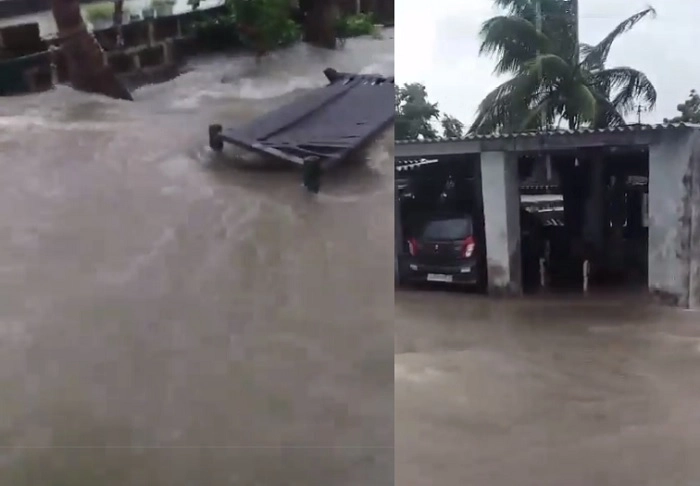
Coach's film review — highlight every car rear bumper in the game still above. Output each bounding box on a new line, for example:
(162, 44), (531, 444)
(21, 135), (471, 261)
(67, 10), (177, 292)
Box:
(399, 259), (480, 285)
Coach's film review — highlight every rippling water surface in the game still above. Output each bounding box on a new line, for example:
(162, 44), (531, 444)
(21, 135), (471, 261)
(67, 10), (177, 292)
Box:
(396, 289), (700, 486)
(0, 32), (393, 485)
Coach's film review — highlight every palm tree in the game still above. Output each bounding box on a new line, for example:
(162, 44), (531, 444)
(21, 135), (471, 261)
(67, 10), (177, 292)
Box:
(470, 0), (656, 134)
(51, 0), (132, 100)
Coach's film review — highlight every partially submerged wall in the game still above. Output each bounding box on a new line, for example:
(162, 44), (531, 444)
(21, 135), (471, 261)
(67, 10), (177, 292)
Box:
(0, 23), (52, 95)
(648, 129), (700, 308)
(337, 0), (394, 24)
(50, 11), (210, 86)
(688, 131), (700, 309)
(0, 8), (222, 96)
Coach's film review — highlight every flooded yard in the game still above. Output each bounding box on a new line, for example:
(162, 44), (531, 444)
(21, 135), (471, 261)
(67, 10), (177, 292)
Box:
(0, 33), (393, 485)
(396, 289), (700, 486)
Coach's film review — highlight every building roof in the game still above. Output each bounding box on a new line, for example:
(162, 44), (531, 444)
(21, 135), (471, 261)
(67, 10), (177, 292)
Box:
(395, 122), (700, 158)
(396, 122), (700, 145)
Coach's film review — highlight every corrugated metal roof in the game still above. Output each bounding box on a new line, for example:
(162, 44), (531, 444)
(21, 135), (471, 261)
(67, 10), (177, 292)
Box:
(395, 158), (440, 171)
(396, 122), (700, 145)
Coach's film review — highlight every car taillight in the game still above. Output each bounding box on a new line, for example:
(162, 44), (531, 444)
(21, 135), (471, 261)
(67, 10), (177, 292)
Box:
(408, 238), (420, 256)
(462, 236), (475, 258)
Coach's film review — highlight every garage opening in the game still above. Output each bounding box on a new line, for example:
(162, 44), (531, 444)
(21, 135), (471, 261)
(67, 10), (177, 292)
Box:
(396, 154), (487, 291)
(518, 147), (649, 294)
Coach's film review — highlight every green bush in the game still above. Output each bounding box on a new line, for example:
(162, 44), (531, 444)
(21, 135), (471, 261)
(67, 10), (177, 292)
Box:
(193, 13), (241, 50)
(273, 18), (302, 47)
(232, 0), (301, 50)
(194, 0), (301, 53)
(336, 13), (376, 39)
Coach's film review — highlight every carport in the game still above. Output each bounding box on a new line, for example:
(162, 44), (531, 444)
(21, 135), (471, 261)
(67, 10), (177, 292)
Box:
(395, 123), (700, 309)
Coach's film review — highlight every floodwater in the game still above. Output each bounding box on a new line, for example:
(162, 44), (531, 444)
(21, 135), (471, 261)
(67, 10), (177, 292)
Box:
(396, 289), (700, 486)
(0, 33), (393, 485)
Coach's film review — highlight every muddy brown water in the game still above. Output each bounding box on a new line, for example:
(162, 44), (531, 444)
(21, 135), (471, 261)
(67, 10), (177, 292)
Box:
(0, 33), (393, 485)
(396, 289), (700, 486)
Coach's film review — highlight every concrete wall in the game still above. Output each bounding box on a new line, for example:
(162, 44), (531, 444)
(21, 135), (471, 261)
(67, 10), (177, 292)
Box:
(0, 22), (51, 95)
(688, 133), (700, 309)
(0, 9), (220, 96)
(337, 0), (394, 24)
(648, 130), (700, 308)
(50, 10), (212, 85)
(480, 151), (521, 294)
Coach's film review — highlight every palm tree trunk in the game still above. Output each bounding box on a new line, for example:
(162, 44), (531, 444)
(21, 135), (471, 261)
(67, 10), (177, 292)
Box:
(303, 0), (337, 49)
(51, 0), (133, 100)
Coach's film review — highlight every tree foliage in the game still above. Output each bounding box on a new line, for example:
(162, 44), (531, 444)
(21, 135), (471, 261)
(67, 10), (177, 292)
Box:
(395, 83), (440, 140)
(233, 0), (301, 56)
(395, 83), (465, 140)
(664, 89), (700, 124)
(472, 0), (657, 134)
(441, 114), (464, 139)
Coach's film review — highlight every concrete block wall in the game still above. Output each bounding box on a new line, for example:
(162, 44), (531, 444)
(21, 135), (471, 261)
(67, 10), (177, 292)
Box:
(57, 11), (210, 81)
(337, 0), (394, 24)
(0, 1), (389, 97)
(0, 8), (222, 96)
(0, 22), (52, 95)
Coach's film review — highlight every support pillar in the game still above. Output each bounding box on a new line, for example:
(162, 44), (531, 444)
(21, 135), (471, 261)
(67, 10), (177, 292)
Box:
(583, 154), (606, 254)
(394, 181), (403, 285)
(480, 151), (521, 295)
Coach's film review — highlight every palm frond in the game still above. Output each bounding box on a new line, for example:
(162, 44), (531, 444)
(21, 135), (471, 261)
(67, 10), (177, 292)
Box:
(579, 42), (594, 62)
(595, 67), (657, 115)
(518, 89), (561, 131)
(469, 73), (543, 134)
(587, 86), (626, 128)
(524, 53), (573, 81)
(479, 16), (549, 74)
(582, 7), (656, 69)
(569, 83), (598, 125)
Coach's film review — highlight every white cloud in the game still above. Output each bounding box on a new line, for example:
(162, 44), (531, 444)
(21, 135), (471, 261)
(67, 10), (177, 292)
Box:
(395, 0), (699, 128)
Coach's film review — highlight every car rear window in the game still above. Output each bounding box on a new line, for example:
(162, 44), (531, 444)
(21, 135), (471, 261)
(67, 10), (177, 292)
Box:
(421, 218), (472, 240)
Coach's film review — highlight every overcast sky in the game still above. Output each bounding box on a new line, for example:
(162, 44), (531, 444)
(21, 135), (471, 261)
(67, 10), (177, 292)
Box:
(395, 0), (699, 128)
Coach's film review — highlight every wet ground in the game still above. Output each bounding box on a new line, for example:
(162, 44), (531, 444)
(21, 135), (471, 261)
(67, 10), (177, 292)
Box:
(396, 289), (700, 486)
(0, 33), (393, 485)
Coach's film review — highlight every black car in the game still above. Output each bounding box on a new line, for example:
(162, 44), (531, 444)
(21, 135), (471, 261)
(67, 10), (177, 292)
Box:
(398, 214), (484, 287)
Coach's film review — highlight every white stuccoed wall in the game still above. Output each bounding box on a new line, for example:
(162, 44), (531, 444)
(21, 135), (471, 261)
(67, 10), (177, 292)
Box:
(648, 130), (700, 308)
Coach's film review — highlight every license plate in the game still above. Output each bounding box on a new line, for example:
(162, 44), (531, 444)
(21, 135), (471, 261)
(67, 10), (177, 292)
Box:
(427, 273), (453, 283)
